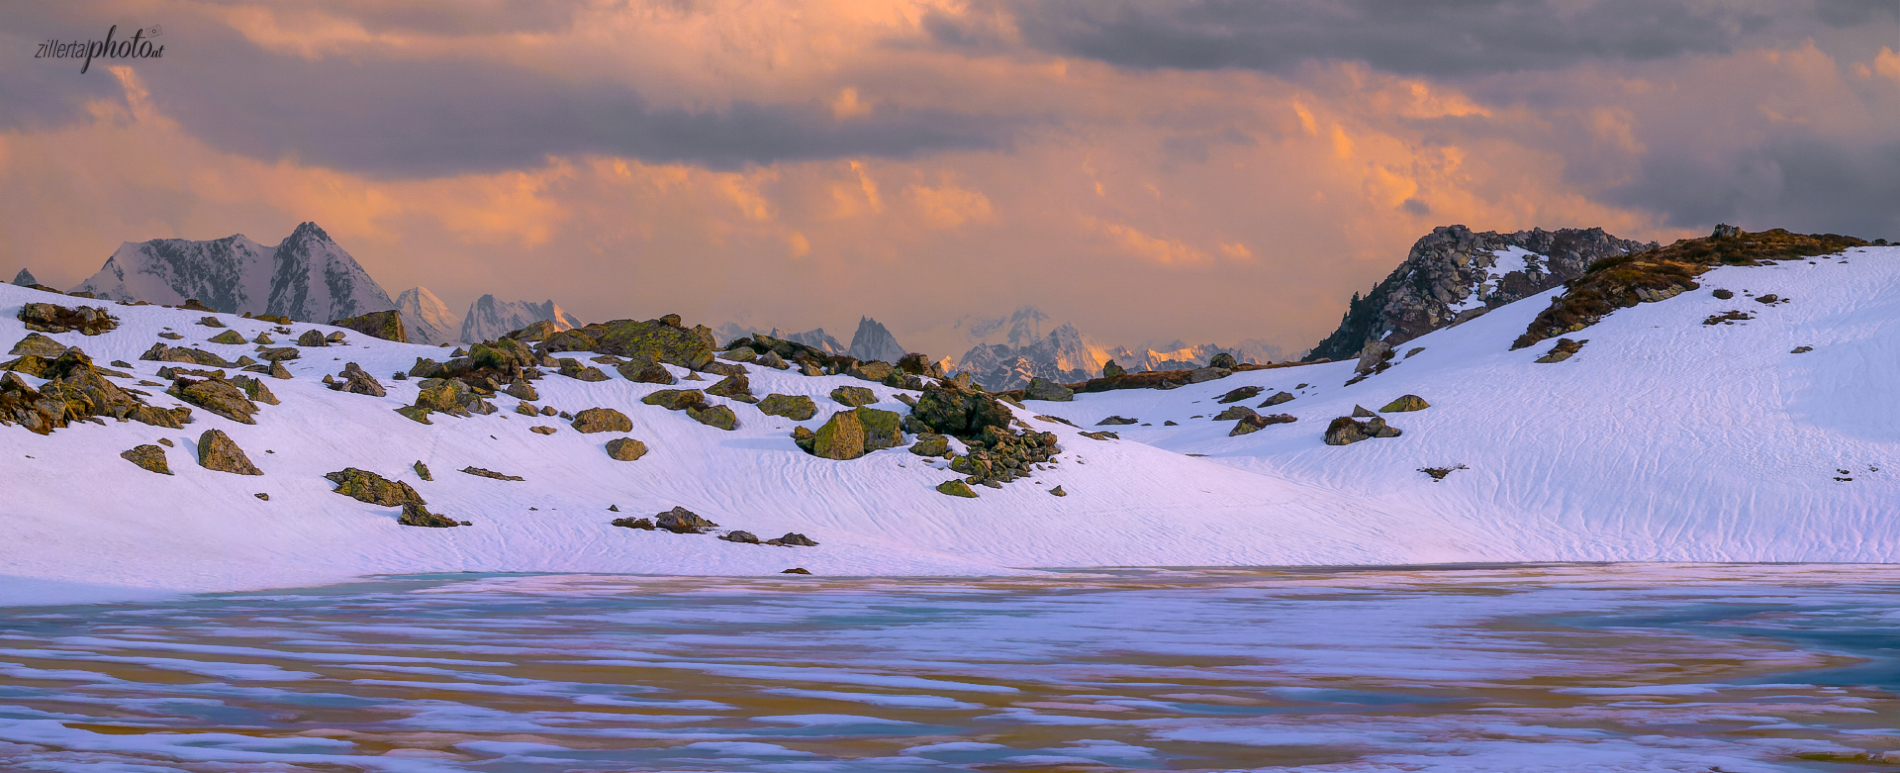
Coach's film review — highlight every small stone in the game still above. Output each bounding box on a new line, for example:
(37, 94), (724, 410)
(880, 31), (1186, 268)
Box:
(255, 493), (270, 501)
(1713, 288), (1734, 299)
(198, 316), (226, 328)
(767, 532), (819, 547)
(1049, 485), (1066, 497)
(1791, 345), (1813, 354)
(414, 461), (433, 481)
(1259, 391), (1294, 407)
(461, 466), (525, 481)
(530, 425), (557, 435)
(721, 530), (761, 544)
(782, 567), (812, 574)
(611, 516), (656, 530)
(157, 438), (173, 447)
(1352, 405), (1377, 418)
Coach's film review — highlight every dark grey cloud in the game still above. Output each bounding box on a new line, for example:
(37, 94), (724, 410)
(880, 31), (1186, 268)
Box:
(0, 3), (1019, 178)
(945, 0), (1835, 77)
(1610, 137), (1900, 241)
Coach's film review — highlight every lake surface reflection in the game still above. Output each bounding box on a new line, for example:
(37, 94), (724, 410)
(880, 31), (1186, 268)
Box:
(1, 564), (1897, 771)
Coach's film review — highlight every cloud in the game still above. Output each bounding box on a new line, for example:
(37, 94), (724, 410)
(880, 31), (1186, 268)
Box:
(953, 0), (1833, 78)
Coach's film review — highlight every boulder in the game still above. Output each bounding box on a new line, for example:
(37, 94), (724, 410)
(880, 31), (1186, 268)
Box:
(1260, 391), (1294, 407)
(908, 380), (1012, 438)
(19, 303), (117, 335)
(325, 468), (426, 507)
(687, 404), (738, 430)
(572, 407), (633, 433)
(255, 346), (300, 362)
(557, 358), (611, 382)
(330, 310), (408, 343)
(8, 333), (69, 358)
(619, 361), (677, 384)
(858, 408), (903, 452)
(230, 375), (279, 405)
(936, 479), (978, 498)
(807, 409), (866, 459)
(141, 343), (238, 368)
(721, 530), (760, 544)
(171, 377), (261, 424)
(530, 425), (557, 435)
(655, 506), (717, 534)
(1024, 377), (1074, 402)
(253, 332), (274, 344)
(198, 429), (262, 475)
(505, 380), (538, 401)
(1213, 405), (1257, 421)
(909, 433), (950, 456)
(782, 567), (812, 574)
(830, 385), (877, 407)
(1208, 352), (1238, 369)
(326, 331), (346, 343)
(207, 330), (247, 345)
(398, 503), (462, 528)
(766, 532), (819, 547)
(1216, 385), (1263, 404)
(1324, 416), (1402, 446)
(706, 374), (756, 402)
(605, 437), (648, 461)
(701, 360), (748, 377)
(1049, 485), (1067, 497)
(1380, 394), (1430, 412)
(1102, 360), (1127, 378)
(296, 330), (329, 347)
(755, 351), (788, 370)
(1352, 405), (1377, 418)
(847, 361), (896, 382)
(896, 353), (944, 377)
(1097, 415), (1138, 426)
(642, 389), (706, 411)
(121, 444), (171, 475)
(724, 346), (758, 363)
(414, 461), (433, 481)
(330, 362), (386, 397)
(757, 394), (817, 420)
(540, 329), (597, 352)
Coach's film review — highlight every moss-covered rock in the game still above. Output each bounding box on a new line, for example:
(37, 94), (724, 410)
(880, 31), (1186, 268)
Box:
(541, 329), (598, 352)
(325, 468), (426, 506)
(121, 444), (171, 475)
(757, 393), (816, 420)
(398, 503), (462, 528)
(909, 433), (949, 456)
(207, 330), (247, 345)
(706, 374), (756, 403)
(230, 375), (279, 405)
(1213, 405), (1257, 421)
(642, 389), (706, 411)
(9, 333), (69, 358)
(808, 409), (866, 459)
(655, 506), (717, 534)
(327, 310), (408, 343)
(858, 407), (903, 452)
(296, 329), (329, 347)
(1380, 394), (1430, 412)
(1324, 416), (1402, 446)
(1230, 413), (1296, 436)
(605, 437), (648, 461)
(19, 303), (117, 335)
(830, 385), (877, 407)
(580, 318), (716, 371)
(170, 376), (261, 424)
(847, 361), (896, 382)
(687, 404), (737, 430)
(557, 358), (611, 382)
(619, 361), (677, 384)
(414, 461), (433, 481)
(936, 479), (978, 498)
(198, 429), (261, 475)
(572, 407), (632, 433)
(612, 516), (655, 530)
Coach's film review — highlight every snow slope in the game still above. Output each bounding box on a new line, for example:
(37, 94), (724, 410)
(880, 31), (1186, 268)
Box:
(2, 247), (1897, 598)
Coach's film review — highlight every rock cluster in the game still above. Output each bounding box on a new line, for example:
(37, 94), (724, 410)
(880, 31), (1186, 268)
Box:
(907, 380), (1012, 438)
(1231, 413), (1296, 436)
(1324, 416), (1402, 446)
(19, 303), (119, 336)
(1, 350), (192, 433)
(946, 424), (1060, 487)
(330, 362), (386, 396)
(399, 378), (496, 423)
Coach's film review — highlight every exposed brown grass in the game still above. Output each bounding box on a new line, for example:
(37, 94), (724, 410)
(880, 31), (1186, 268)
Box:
(1512, 228), (1866, 350)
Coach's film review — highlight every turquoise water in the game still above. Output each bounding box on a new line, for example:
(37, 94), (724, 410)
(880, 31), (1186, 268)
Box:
(0, 565), (1896, 771)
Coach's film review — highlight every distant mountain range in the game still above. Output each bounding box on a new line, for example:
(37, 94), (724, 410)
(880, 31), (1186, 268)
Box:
(71, 222), (396, 323)
(950, 306), (1286, 390)
(458, 295), (582, 343)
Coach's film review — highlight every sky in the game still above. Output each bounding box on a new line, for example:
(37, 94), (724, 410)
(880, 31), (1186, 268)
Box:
(2, 1), (1897, 358)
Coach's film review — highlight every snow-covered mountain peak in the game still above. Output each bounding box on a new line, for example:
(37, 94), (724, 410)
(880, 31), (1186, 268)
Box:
(459, 295), (582, 342)
(396, 286), (463, 346)
(70, 223), (395, 323)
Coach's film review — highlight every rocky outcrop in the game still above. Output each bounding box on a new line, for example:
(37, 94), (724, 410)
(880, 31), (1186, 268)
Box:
(0, 350), (191, 433)
(945, 424), (1061, 487)
(605, 437), (648, 461)
(845, 317), (907, 364)
(571, 407), (632, 434)
(1231, 413), (1296, 436)
(198, 429), (262, 474)
(757, 394), (817, 420)
(325, 468), (425, 507)
(1024, 377), (1074, 402)
(121, 444), (172, 475)
(331, 310), (408, 343)
(1307, 225), (1655, 362)
(9, 333), (69, 358)
(907, 380), (1012, 439)
(19, 303), (118, 335)
(170, 376), (261, 424)
(573, 316), (715, 372)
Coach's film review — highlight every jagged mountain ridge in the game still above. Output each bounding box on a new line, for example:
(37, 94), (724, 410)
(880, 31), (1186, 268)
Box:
(845, 317), (907, 363)
(1305, 225), (1655, 362)
(953, 305), (1285, 390)
(12, 269), (38, 287)
(396, 287), (463, 346)
(459, 295), (583, 343)
(70, 222), (397, 323)
(712, 323), (847, 355)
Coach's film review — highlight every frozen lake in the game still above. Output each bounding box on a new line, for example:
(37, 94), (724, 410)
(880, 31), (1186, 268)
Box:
(0, 564), (1896, 771)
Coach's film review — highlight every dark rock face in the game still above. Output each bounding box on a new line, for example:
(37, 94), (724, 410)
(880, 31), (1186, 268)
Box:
(399, 503), (462, 528)
(330, 362), (386, 397)
(121, 444), (172, 475)
(325, 468), (426, 507)
(655, 506), (717, 534)
(1325, 416), (1402, 446)
(757, 394), (817, 420)
(572, 407), (633, 434)
(1024, 377), (1074, 402)
(198, 429), (262, 474)
(605, 437), (648, 461)
(1307, 225), (1654, 362)
(331, 310), (408, 343)
(767, 532), (818, 547)
(830, 385), (877, 407)
(20, 303), (118, 335)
